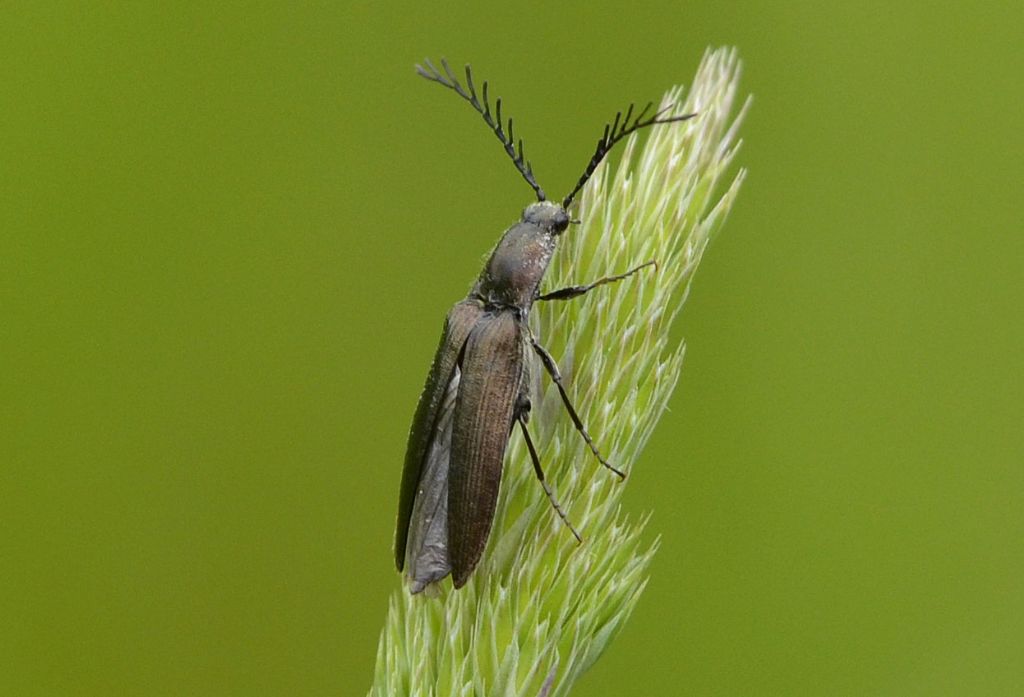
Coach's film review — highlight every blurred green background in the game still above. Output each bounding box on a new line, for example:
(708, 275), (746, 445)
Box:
(2, 2), (1021, 695)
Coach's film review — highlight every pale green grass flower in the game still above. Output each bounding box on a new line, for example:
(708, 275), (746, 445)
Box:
(372, 46), (749, 697)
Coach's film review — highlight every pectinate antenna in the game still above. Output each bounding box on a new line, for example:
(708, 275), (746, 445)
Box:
(561, 102), (696, 208)
(416, 58), (546, 202)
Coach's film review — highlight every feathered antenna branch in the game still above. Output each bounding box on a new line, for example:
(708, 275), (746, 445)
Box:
(561, 103), (697, 208)
(416, 58), (547, 201)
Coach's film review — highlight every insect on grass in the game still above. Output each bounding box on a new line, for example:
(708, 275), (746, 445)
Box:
(395, 58), (695, 593)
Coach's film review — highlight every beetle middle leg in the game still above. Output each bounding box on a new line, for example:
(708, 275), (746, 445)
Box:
(517, 412), (583, 543)
(527, 331), (626, 480)
(536, 259), (657, 302)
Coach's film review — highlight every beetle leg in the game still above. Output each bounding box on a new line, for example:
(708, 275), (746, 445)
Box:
(517, 413), (583, 544)
(515, 393), (531, 425)
(536, 259), (657, 302)
(528, 332), (626, 480)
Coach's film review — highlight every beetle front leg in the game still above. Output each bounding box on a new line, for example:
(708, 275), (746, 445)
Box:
(527, 331), (626, 480)
(536, 259), (657, 302)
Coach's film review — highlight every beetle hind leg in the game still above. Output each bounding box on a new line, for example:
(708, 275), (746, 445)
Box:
(517, 413), (583, 544)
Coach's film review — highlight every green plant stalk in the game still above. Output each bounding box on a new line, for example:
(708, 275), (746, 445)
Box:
(372, 47), (749, 697)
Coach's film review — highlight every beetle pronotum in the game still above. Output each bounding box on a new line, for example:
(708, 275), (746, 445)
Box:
(396, 59), (695, 593)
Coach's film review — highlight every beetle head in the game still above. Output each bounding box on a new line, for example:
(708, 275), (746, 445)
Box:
(522, 201), (570, 235)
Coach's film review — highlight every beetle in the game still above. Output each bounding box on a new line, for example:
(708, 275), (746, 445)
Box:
(395, 59), (695, 593)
